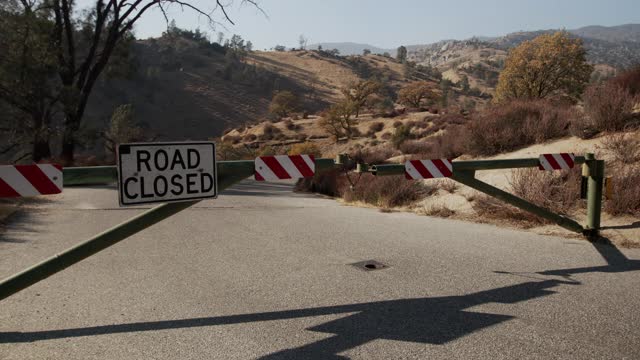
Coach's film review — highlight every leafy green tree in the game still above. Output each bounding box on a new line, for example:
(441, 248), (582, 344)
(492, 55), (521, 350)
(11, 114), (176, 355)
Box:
(0, 4), (58, 161)
(340, 80), (381, 117)
(320, 101), (357, 141)
(495, 31), (593, 102)
(2, 0), (254, 164)
(398, 81), (437, 108)
(103, 104), (143, 156)
(459, 75), (470, 93)
(396, 45), (407, 63)
(391, 124), (411, 149)
(269, 91), (298, 118)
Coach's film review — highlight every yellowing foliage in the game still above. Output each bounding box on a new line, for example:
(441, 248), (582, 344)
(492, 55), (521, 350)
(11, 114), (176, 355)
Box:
(495, 32), (593, 102)
(289, 142), (321, 157)
(398, 81), (438, 108)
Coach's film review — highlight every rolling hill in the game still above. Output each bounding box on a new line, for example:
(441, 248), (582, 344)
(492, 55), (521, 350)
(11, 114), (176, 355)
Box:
(77, 23), (639, 158)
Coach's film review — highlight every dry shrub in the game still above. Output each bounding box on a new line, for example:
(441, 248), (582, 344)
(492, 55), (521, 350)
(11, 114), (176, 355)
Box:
(431, 113), (467, 128)
(473, 195), (543, 227)
(415, 126), (439, 139)
(422, 203), (455, 218)
(294, 169), (345, 197)
(369, 122), (384, 132)
(429, 126), (468, 158)
(393, 120), (403, 128)
(243, 133), (257, 142)
(257, 144), (287, 156)
(351, 147), (394, 165)
(601, 132), (640, 164)
(400, 140), (433, 154)
(216, 143), (255, 160)
(380, 132), (392, 140)
(440, 179), (458, 193)
(263, 123), (281, 135)
(580, 82), (638, 133)
(510, 167), (582, 215)
(414, 120), (430, 129)
(466, 99), (572, 156)
(283, 119), (299, 130)
(343, 174), (432, 208)
(288, 142), (321, 157)
(472, 167), (582, 226)
(223, 135), (241, 144)
(611, 64), (640, 96)
(606, 166), (640, 216)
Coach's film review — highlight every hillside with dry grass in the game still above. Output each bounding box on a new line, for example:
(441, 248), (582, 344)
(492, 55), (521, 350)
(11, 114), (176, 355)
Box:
(77, 35), (482, 163)
(218, 63), (640, 247)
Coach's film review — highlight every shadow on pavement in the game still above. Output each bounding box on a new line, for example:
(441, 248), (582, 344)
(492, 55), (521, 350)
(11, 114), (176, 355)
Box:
(0, 198), (51, 243)
(0, 279), (570, 357)
(538, 236), (640, 276)
(3, 237), (639, 358)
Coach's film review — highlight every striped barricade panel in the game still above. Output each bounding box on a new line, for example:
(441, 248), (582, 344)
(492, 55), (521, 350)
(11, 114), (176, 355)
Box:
(538, 153), (575, 171)
(255, 155), (315, 181)
(405, 159), (453, 179)
(0, 164), (63, 197)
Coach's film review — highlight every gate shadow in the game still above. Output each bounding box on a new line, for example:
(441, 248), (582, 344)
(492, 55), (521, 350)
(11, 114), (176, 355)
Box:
(1, 238), (638, 359)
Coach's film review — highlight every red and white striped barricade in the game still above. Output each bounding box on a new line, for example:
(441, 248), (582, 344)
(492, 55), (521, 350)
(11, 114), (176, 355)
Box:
(255, 155), (315, 181)
(0, 164), (63, 197)
(405, 159), (453, 179)
(538, 153), (575, 171)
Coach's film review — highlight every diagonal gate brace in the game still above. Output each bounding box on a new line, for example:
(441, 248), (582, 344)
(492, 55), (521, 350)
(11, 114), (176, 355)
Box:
(451, 170), (584, 234)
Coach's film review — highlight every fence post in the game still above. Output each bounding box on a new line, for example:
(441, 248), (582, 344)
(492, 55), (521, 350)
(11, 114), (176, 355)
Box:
(584, 153), (604, 234)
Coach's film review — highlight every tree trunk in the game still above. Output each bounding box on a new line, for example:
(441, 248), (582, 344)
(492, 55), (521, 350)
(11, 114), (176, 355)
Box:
(61, 126), (76, 165)
(32, 134), (51, 162)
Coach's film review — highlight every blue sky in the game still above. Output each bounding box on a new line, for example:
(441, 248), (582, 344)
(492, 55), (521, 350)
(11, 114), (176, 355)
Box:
(76, 0), (640, 50)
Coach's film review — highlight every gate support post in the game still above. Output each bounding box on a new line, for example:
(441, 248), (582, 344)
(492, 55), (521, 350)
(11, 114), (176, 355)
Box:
(584, 153), (604, 235)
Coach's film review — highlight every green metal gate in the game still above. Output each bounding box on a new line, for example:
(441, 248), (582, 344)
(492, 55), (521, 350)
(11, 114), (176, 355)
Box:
(0, 153), (605, 301)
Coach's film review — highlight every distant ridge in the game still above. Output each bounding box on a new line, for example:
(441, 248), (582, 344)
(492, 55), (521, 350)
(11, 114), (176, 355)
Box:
(307, 42), (393, 56)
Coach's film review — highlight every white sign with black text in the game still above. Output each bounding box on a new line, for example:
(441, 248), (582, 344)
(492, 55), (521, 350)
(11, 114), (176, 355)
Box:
(117, 142), (217, 206)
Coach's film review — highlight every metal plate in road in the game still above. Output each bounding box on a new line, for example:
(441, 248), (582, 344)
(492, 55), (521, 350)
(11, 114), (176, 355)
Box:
(117, 142), (217, 206)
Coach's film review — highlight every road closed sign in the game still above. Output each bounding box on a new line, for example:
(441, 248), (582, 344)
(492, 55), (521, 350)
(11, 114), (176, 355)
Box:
(117, 142), (217, 206)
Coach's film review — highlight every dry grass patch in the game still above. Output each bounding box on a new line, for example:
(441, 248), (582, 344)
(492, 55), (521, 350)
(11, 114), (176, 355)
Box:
(439, 180), (458, 194)
(471, 167), (582, 227)
(422, 203), (456, 218)
(601, 132), (640, 164)
(606, 166), (640, 216)
(343, 174), (434, 209)
(472, 195), (544, 227)
(510, 168), (582, 215)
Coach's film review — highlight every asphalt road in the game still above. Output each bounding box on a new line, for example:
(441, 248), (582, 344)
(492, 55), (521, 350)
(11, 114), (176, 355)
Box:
(1, 179), (639, 359)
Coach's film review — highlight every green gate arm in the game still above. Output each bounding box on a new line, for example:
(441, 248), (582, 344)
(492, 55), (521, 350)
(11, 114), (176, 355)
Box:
(452, 171), (584, 234)
(63, 158), (339, 186)
(368, 157), (588, 234)
(64, 166), (118, 185)
(1, 158), (339, 301)
(370, 156), (587, 175)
